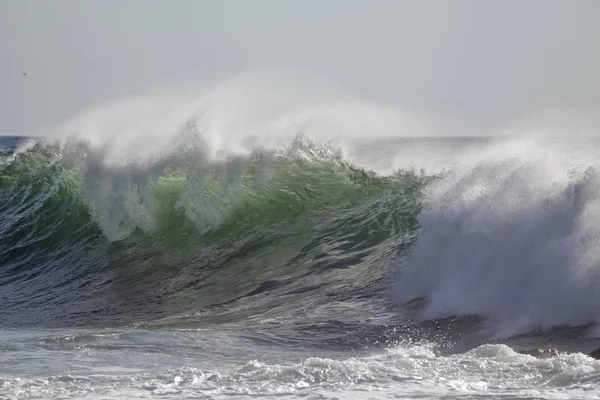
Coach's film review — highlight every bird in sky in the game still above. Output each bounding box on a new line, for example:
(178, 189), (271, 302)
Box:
(22, 72), (27, 76)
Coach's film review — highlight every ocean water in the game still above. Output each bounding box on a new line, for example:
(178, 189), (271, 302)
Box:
(3, 97), (600, 399)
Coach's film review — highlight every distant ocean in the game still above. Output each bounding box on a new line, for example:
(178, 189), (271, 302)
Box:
(2, 100), (600, 398)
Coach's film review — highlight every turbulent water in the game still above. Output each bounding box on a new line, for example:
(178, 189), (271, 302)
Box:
(3, 97), (600, 399)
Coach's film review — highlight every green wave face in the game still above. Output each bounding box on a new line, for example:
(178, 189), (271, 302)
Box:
(0, 137), (425, 328)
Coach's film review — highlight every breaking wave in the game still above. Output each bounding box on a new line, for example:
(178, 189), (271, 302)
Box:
(3, 76), (600, 344)
(391, 137), (600, 338)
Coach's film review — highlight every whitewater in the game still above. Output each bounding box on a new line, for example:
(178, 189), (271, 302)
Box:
(2, 79), (600, 399)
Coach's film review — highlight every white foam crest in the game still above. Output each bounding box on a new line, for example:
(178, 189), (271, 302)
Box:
(40, 72), (457, 241)
(46, 71), (458, 169)
(391, 137), (600, 337)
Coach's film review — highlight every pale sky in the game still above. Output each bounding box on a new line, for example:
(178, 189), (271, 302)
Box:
(2, 0), (600, 136)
